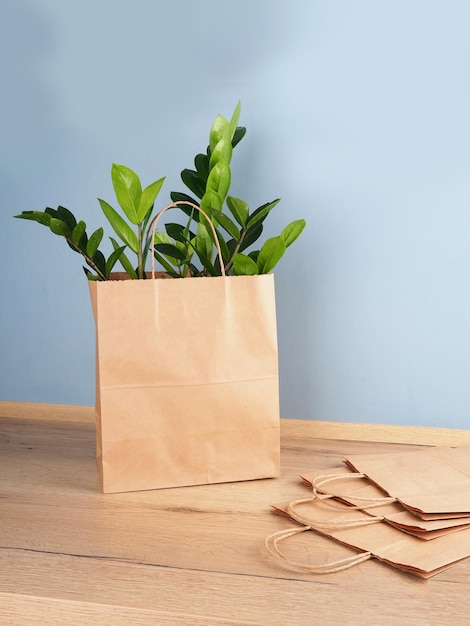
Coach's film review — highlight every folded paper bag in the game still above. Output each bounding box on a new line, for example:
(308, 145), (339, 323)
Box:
(301, 467), (470, 538)
(268, 496), (470, 578)
(345, 446), (470, 517)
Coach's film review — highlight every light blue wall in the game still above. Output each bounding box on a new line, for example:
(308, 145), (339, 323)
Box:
(1, 0), (469, 428)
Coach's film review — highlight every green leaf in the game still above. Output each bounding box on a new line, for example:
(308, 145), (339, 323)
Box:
(212, 211), (240, 240)
(209, 114), (230, 154)
(153, 250), (180, 275)
(14, 211), (51, 226)
(248, 250), (259, 263)
(71, 221), (87, 247)
(92, 249), (106, 275)
(56, 206), (77, 230)
(105, 245), (126, 277)
(99, 198), (139, 253)
(226, 196), (249, 227)
(49, 218), (70, 237)
(170, 191), (201, 219)
(194, 153), (210, 182)
(110, 237), (137, 278)
(181, 169), (206, 199)
(232, 126), (246, 149)
(137, 176), (165, 223)
(229, 101), (241, 139)
(84, 267), (100, 281)
(257, 236), (286, 274)
(247, 199), (281, 228)
(111, 163), (142, 224)
(280, 219), (306, 247)
(86, 227), (104, 258)
(154, 242), (187, 261)
(233, 253), (259, 276)
(205, 160), (231, 202)
(191, 243), (217, 276)
(194, 220), (213, 259)
(165, 222), (195, 244)
(200, 190), (222, 215)
(240, 221), (263, 251)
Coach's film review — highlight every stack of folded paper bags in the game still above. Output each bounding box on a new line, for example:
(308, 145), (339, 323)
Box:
(269, 446), (470, 578)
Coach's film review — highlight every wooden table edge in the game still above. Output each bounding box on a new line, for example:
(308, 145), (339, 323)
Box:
(1, 400), (469, 447)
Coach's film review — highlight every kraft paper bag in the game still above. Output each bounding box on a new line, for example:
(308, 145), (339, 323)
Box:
(89, 270), (280, 493)
(301, 467), (470, 538)
(344, 446), (470, 517)
(268, 496), (470, 578)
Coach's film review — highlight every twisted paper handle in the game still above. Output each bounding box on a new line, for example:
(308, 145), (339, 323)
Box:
(265, 472), (398, 573)
(148, 201), (226, 279)
(265, 526), (372, 573)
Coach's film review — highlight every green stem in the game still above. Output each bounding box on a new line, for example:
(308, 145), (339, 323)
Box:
(224, 226), (247, 273)
(137, 223), (144, 279)
(65, 237), (107, 281)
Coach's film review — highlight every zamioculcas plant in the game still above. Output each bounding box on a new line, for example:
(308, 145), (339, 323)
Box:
(14, 103), (305, 279)
(14, 166), (166, 280)
(156, 101), (306, 277)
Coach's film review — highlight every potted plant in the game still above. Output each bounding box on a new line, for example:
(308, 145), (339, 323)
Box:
(15, 103), (306, 493)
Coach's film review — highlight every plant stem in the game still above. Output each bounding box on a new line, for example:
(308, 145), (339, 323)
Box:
(65, 237), (107, 280)
(224, 227), (247, 273)
(137, 223), (144, 279)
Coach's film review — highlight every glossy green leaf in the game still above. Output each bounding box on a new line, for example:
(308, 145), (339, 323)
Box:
(110, 237), (137, 278)
(194, 220), (213, 259)
(155, 242), (187, 261)
(99, 198), (139, 253)
(240, 221), (263, 251)
(111, 163), (142, 224)
(200, 190), (222, 214)
(226, 196), (249, 227)
(181, 169), (206, 199)
(231, 126), (246, 149)
(56, 206), (77, 230)
(137, 176), (165, 223)
(14, 211), (51, 226)
(247, 199), (281, 228)
(86, 227), (104, 258)
(84, 267), (100, 281)
(233, 253), (258, 276)
(205, 160), (231, 202)
(212, 211), (240, 240)
(165, 222), (196, 244)
(248, 250), (259, 263)
(194, 153), (210, 182)
(257, 236), (286, 274)
(280, 219), (306, 247)
(105, 245), (126, 277)
(229, 101), (241, 139)
(191, 244), (216, 276)
(153, 250), (180, 275)
(170, 192), (201, 219)
(209, 137), (232, 172)
(71, 221), (87, 247)
(92, 249), (106, 275)
(209, 114), (230, 153)
(49, 218), (70, 237)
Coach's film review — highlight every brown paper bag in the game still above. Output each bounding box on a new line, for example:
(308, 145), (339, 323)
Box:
(89, 206), (280, 493)
(301, 467), (470, 537)
(268, 497), (470, 577)
(345, 446), (470, 517)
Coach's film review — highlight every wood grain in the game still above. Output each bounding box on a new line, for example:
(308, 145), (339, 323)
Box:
(1, 404), (470, 624)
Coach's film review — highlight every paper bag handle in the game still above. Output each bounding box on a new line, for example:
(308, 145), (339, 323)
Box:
(285, 496), (384, 530)
(265, 525), (372, 574)
(312, 473), (397, 510)
(148, 201), (226, 278)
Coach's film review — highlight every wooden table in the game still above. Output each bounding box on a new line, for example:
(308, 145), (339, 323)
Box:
(2, 402), (470, 625)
